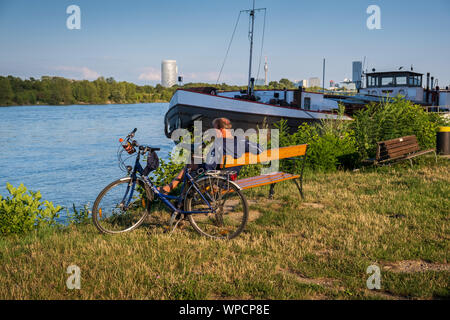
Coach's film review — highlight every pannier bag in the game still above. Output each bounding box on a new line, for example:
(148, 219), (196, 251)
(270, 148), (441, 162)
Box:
(143, 151), (160, 176)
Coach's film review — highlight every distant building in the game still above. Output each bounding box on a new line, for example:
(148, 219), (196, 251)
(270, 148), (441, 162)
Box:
(161, 60), (178, 87)
(300, 79), (308, 88)
(341, 78), (357, 91)
(309, 77), (320, 88)
(352, 61), (363, 89)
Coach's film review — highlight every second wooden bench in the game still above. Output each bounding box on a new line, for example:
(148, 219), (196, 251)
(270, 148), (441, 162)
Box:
(364, 135), (436, 167)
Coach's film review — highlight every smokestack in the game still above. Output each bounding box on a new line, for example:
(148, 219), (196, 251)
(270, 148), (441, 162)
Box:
(426, 73), (431, 104)
(322, 58), (326, 92)
(431, 77), (434, 89)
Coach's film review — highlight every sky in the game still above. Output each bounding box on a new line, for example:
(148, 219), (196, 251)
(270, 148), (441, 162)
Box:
(0, 0), (449, 87)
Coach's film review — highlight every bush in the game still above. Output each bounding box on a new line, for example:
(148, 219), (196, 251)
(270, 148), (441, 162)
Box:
(67, 203), (91, 225)
(351, 97), (446, 159)
(275, 117), (359, 172)
(150, 157), (184, 187)
(0, 183), (62, 235)
(270, 98), (447, 172)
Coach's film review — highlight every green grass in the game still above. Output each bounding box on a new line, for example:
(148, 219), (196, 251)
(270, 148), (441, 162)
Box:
(0, 158), (448, 299)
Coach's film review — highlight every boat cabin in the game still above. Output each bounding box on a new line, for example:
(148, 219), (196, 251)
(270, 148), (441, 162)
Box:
(359, 71), (425, 103)
(217, 88), (339, 112)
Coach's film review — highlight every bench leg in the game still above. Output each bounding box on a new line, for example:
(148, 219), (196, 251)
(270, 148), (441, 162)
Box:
(269, 184), (275, 199)
(293, 178), (304, 199)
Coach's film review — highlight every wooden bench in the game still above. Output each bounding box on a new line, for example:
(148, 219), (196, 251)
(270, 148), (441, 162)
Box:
(365, 135), (436, 167)
(220, 144), (308, 199)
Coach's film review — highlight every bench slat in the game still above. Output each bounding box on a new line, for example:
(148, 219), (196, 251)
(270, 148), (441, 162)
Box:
(236, 172), (300, 190)
(378, 135), (417, 146)
(380, 139), (418, 148)
(379, 145), (420, 159)
(222, 144), (307, 168)
(236, 172), (286, 185)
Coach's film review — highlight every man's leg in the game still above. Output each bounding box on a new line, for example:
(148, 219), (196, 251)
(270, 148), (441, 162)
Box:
(159, 169), (185, 194)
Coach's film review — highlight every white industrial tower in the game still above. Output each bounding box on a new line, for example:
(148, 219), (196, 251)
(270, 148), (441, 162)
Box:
(264, 57), (268, 86)
(161, 60), (178, 88)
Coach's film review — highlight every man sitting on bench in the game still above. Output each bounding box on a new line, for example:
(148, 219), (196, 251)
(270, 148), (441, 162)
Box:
(159, 117), (262, 194)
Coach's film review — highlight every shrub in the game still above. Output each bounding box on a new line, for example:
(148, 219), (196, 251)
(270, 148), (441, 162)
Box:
(150, 157), (184, 187)
(351, 97), (445, 159)
(0, 183), (62, 235)
(275, 118), (359, 172)
(67, 203), (91, 225)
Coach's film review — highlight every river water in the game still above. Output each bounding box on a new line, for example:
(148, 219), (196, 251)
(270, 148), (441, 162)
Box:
(0, 103), (173, 220)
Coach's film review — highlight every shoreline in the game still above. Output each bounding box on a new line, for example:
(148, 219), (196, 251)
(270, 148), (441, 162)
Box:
(0, 100), (169, 108)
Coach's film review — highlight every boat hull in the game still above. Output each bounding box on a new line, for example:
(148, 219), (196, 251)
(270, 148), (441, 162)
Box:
(164, 89), (352, 138)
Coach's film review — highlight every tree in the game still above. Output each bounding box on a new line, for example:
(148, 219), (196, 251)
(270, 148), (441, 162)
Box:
(0, 78), (13, 105)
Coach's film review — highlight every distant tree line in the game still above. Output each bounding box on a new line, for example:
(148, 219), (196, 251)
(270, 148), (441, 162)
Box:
(0, 75), (311, 106)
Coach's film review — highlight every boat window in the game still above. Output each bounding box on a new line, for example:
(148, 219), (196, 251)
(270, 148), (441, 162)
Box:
(367, 76), (378, 87)
(396, 76), (407, 85)
(381, 77), (394, 86)
(408, 75), (422, 87)
(304, 97), (311, 110)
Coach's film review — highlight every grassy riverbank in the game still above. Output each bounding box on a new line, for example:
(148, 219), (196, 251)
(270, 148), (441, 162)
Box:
(0, 157), (448, 300)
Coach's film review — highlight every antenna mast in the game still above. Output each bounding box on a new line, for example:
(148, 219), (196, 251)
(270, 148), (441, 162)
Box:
(242, 0), (265, 96)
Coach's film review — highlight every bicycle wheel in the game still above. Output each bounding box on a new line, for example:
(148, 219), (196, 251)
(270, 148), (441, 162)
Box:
(92, 177), (151, 234)
(184, 176), (248, 239)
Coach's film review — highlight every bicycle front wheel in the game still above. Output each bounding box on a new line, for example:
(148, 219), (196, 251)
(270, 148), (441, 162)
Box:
(185, 176), (248, 239)
(92, 177), (151, 234)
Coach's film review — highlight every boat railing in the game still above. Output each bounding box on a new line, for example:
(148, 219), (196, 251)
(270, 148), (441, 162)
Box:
(321, 90), (358, 96)
(423, 105), (450, 114)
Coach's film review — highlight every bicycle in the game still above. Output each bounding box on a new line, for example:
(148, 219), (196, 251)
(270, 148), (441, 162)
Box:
(92, 128), (249, 239)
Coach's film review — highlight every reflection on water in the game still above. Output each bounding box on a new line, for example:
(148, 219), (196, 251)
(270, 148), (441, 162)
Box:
(0, 103), (172, 220)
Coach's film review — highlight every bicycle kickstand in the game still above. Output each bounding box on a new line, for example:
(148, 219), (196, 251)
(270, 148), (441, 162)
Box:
(168, 211), (183, 234)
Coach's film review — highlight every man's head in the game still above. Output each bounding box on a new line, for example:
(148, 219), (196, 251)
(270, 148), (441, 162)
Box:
(212, 118), (232, 130)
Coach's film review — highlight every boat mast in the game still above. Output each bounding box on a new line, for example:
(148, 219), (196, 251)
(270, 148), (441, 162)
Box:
(247, 0), (255, 96)
(243, 0), (265, 97)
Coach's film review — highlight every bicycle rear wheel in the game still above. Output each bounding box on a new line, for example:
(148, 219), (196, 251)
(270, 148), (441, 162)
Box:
(185, 176), (248, 239)
(92, 177), (151, 234)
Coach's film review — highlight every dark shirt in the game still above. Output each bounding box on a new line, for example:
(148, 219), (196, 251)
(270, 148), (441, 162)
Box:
(204, 136), (263, 171)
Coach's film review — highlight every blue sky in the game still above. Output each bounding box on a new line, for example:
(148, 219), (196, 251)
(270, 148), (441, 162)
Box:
(1, 0), (449, 87)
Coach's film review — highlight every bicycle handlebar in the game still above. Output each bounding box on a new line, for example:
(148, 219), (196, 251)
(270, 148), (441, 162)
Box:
(123, 128), (160, 154)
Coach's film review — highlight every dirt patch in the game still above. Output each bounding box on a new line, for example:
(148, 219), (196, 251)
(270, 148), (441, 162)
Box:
(382, 260), (450, 273)
(282, 268), (408, 300)
(302, 202), (325, 209)
(248, 210), (262, 222)
(280, 268), (339, 289)
(208, 294), (254, 300)
(363, 289), (407, 300)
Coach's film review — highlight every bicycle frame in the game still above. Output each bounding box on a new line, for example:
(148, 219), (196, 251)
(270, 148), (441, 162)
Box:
(123, 150), (215, 215)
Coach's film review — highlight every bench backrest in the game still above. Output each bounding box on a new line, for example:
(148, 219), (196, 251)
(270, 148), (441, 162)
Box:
(376, 135), (420, 161)
(221, 144), (308, 168)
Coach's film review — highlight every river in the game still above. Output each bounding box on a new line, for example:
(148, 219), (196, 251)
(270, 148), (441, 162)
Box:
(0, 103), (173, 221)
